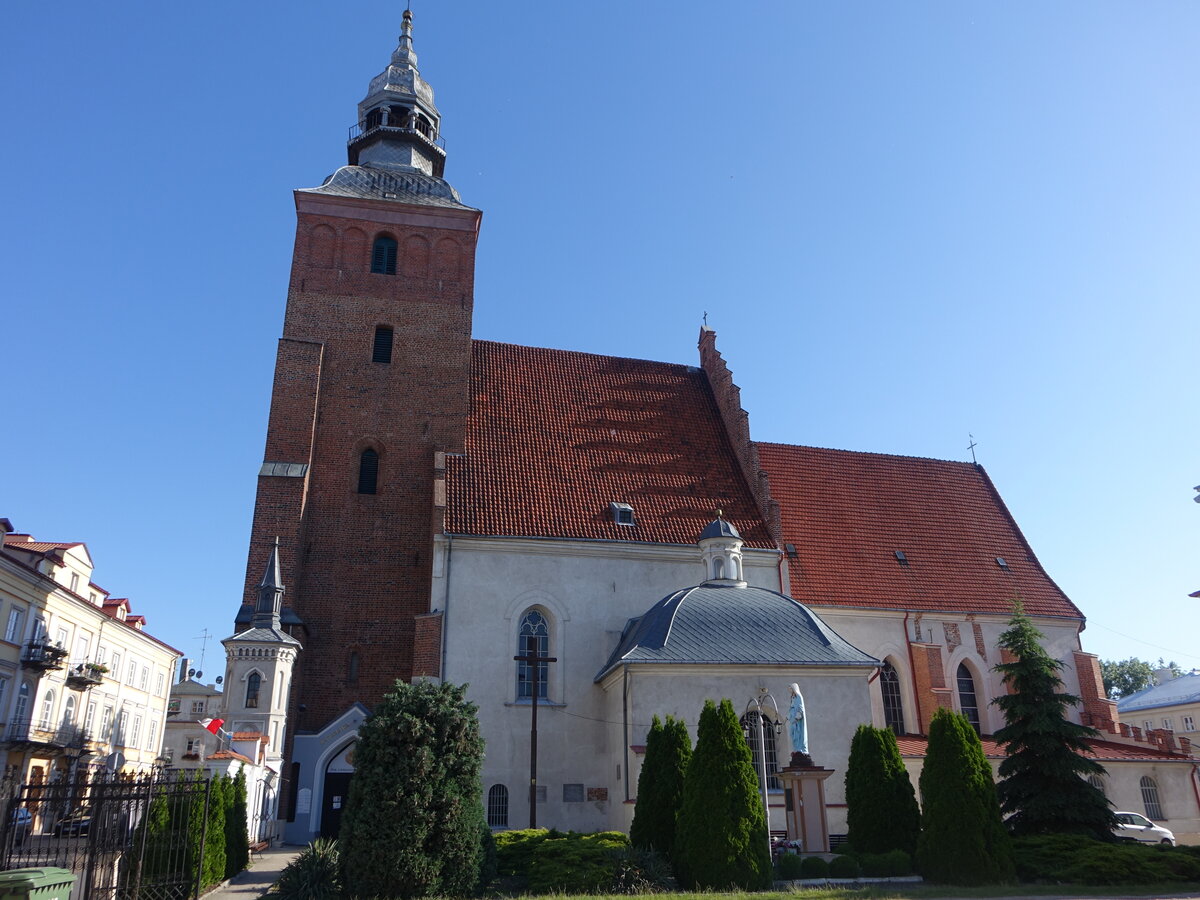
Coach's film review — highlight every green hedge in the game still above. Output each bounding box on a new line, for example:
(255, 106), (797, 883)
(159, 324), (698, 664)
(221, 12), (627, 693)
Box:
(828, 855), (860, 878)
(1012, 834), (1200, 885)
(492, 829), (631, 893)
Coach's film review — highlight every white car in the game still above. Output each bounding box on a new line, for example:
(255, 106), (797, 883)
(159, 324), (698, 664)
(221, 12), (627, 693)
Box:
(1114, 811), (1175, 846)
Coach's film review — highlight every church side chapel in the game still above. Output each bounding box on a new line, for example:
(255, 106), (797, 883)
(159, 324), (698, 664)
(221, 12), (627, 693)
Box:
(232, 13), (1200, 845)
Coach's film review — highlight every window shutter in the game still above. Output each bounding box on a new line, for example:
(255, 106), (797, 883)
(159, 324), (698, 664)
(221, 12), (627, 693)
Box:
(372, 326), (394, 363)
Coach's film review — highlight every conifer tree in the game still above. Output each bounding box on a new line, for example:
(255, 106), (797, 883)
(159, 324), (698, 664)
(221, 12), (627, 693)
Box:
(225, 767), (250, 878)
(202, 775), (228, 888)
(340, 680), (486, 899)
(916, 708), (1014, 884)
(994, 605), (1116, 839)
(674, 699), (771, 890)
(630, 714), (691, 856)
(845, 724), (920, 855)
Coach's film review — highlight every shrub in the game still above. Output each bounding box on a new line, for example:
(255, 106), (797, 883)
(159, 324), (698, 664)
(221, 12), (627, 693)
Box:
(674, 698), (772, 889)
(610, 847), (674, 893)
(777, 853), (805, 879)
(476, 820), (497, 893)
(269, 838), (342, 899)
(799, 855), (830, 876)
(828, 855), (860, 878)
(339, 681), (485, 898)
(526, 830), (630, 894)
(494, 828), (550, 877)
(630, 715), (691, 859)
(1011, 833), (1200, 885)
(916, 708), (1014, 884)
(225, 769), (250, 879)
(858, 848), (911, 876)
(845, 724), (920, 855)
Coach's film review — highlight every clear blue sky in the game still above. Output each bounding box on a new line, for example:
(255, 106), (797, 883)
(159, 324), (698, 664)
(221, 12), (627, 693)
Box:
(3, 2), (1197, 674)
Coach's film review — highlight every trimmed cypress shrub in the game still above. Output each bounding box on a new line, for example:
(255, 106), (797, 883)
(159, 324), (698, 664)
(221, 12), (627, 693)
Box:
(827, 855), (860, 878)
(916, 708), (1014, 884)
(994, 605), (1117, 839)
(844, 724), (920, 855)
(777, 852), (805, 879)
(630, 714), (691, 857)
(800, 855), (830, 876)
(225, 768), (250, 879)
(674, 698), (772, 890)
(339, 680), (486, 898)
(202, 775), (228, 889)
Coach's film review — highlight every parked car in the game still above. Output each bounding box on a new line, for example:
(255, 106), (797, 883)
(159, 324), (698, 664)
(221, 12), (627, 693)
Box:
(7, 807), (31, 844)
(1114, 811), (1175, 845)
(53, 807), (91, 837)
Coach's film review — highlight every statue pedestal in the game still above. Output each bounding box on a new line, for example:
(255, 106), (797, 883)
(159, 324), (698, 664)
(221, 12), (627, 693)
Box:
(777, 758), (834, 853)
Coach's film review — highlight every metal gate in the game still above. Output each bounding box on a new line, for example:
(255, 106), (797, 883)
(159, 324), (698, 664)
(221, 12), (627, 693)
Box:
(0, 770), (211, 900)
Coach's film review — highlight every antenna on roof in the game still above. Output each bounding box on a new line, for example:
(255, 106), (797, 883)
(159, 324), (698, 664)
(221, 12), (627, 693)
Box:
(967, 433), (978, 465)
(195, 628), (212, 673)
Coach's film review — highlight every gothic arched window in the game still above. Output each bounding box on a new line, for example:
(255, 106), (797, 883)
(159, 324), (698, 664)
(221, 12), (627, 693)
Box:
(245, 672), (261, 709)
(358, 449), (379, 495)
(881, 662), (905, 734)
(740, 711), (781, 790)
(1140, 776), (1164, 820)
(370, 235), (398, 275)
(957, 663), (980, 733)
(487, 784), (509, 827)
(516, 610), (549, 700)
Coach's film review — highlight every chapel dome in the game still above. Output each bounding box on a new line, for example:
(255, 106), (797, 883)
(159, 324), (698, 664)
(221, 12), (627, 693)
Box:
(595, 583), (878, 681)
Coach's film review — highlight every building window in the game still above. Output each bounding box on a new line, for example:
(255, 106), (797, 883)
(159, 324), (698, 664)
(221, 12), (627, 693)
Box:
(487, 785), (508, 827)
(1144, 721), (1153, 733)
(4, 608), (23, 643)
(140, 667), (149, 691)
(880, 662), (905, 734)
(1087, 774), (1105, 794)
(111, 653), (121, 677)
(100, 707), (113, 742)
(372, 326), (394, 364)
(130, 715), (142, 748)
(609, 502), (635, 526)
(147, 720), (158, 753)
(155, 672), (165, 696)
(116, 710), (128, 744)
(69, 573), (79, 592)
(84, 702), (96, 736)
(563, 783), (585, 802)
(357, 449), (379, 495)
(13, 682), (29, 726)
(1140, 776), (1164, 820)
(741, 711), (781, 790)
(1162, 718), (1174, 732)
(38, 690), (55, 731)
(956, 663), (980, 733)
(348, 651), (359, 685)
(1184, 716), (1195, 732)
(192, 700), (205, 715)
(186, 738), (202, 755)
(246, 672), (262, 709)
(127, 661), (137, 686)
(61, 695), (76, 729)
(516, 610), (549, 700)
(370, 235), (398, 274)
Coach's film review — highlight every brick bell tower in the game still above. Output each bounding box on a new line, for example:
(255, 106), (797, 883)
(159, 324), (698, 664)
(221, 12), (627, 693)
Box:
(239, 10), (480, 739)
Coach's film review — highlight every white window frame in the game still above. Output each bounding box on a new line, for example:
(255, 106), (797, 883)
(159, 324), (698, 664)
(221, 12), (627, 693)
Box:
(5, 608), (24, 644)
(191, 700), (205, 715)
(1184, 715), (1195, 732)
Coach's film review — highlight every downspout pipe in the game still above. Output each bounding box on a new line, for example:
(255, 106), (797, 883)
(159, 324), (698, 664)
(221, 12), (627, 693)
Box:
(623, 664), (631, 803)
(903, 611), (921, 730)
(439, 535), (453, 682)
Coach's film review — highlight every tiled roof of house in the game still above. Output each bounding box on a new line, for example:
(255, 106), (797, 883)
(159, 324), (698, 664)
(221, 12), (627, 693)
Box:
(207, 749), (253, 764)
(897, 735), (1192, 762)
(757, 443), (1082, 619)
(445, 341), (773, 547)
(2, 537), (82, 554)
(1117, 674), (1200, 713)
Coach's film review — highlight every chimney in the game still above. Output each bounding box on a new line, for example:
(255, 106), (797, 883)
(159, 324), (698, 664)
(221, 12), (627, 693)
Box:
(1154, 667), (1176, 686)
(178, 658), (193, 683)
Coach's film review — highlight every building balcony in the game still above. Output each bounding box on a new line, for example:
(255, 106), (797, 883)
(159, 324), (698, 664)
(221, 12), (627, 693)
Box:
(4, 720), (88, 752)
(64, 661), (106, 690)
(20, 641), (68, 672)
(347, 118), (446, 152)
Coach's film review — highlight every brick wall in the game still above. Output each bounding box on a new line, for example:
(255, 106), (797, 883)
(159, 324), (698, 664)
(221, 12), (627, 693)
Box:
(910, 642), (953, 732)
(412, 612), (443, 678)
(243, 191), (481, 733)
(1073, 651), (1119, 732)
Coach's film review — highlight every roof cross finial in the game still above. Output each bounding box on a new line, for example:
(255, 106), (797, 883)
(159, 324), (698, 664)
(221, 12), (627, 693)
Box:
(967, 433), (978, 465)
(702, 311), (708, 327)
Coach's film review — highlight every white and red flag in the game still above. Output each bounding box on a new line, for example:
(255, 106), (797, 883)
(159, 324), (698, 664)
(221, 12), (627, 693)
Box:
(199, 717), (225, 735)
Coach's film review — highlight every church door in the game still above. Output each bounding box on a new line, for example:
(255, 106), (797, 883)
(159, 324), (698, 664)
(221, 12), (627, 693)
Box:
(319, 741), (356, 839)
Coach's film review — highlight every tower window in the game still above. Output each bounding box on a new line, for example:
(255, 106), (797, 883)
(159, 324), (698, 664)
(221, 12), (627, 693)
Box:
(348, 651), (360, 685)
(358, 449), (379, 495)
(371, 235), (398, 275)
(245, 672), (261, 709)
(880, 661), (905, 734)
(372, 326), (394, 364)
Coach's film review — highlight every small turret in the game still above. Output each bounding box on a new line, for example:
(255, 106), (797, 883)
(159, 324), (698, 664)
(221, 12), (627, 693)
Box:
(698, 514), (747, 586)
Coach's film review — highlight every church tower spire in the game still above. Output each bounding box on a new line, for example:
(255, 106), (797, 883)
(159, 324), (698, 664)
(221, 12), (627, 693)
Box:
(252, 538), (285, 631)
(348, 8), (447, 178)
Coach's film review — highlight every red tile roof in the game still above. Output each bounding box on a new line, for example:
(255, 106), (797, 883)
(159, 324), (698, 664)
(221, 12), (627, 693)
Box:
(445, 341), (773, 547)
(207, 750), (253, 764)
(757, 444), (1082, 620)
(897, 735), (1193, 762)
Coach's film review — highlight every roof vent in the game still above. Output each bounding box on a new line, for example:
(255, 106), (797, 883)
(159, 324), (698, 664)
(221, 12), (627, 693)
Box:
(995, 557), (1010, 572)
(609, 502), (635, 526)
(894, 550), (909, 567)
(785, 543), (798, 558)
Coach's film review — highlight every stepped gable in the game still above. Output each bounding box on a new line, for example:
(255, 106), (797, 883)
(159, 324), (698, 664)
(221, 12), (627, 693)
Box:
(757, 443), (1083, 619)
(445, 341), (774, 547)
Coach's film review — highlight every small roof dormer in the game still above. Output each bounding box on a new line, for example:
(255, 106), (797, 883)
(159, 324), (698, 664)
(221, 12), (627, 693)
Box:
(698, 515), (747, 587)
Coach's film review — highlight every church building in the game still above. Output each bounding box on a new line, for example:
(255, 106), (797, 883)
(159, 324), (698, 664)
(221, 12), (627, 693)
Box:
(234, 13), (1200, 845)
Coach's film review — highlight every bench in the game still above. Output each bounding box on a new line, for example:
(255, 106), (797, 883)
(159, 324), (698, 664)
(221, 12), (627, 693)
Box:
(249, 840), (269, 860)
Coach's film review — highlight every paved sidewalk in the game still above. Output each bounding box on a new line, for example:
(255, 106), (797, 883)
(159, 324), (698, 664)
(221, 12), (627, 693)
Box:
(203, 844), (301, 899)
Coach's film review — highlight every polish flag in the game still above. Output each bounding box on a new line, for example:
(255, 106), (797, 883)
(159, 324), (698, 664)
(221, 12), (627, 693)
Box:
(200, 718), (225, 735)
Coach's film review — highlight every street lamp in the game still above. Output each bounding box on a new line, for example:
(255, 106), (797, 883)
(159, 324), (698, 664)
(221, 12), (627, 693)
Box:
(745, 690), (783, 862)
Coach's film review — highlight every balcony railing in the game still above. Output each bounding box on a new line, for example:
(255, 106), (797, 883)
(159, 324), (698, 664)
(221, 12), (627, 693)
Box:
(5, 720), (87, 749)
(65, 661), (106, 690)
(347, 119), (446, 152)
(20, 641), (68, 672)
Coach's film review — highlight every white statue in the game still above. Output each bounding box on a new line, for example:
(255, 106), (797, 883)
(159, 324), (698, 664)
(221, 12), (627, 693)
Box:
(788, 683), (808, 755)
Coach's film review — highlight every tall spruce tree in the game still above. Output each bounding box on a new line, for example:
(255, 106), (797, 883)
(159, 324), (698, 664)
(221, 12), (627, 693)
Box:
(630, 714), (691, 856)
(916, 708), (1014, 884)
(845, 724), (920, 855)
(994, 605), (1116, 839)
(225, 768), (250, 879)
(339, 680), (486, 899)
(674, 699), (771, 890)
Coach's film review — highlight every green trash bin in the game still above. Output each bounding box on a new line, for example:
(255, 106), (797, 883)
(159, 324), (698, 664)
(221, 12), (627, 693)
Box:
(0, 867), (76, 900)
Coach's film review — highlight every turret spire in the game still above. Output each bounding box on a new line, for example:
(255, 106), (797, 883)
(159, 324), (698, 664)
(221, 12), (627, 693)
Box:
(253, 538), (285, 630)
